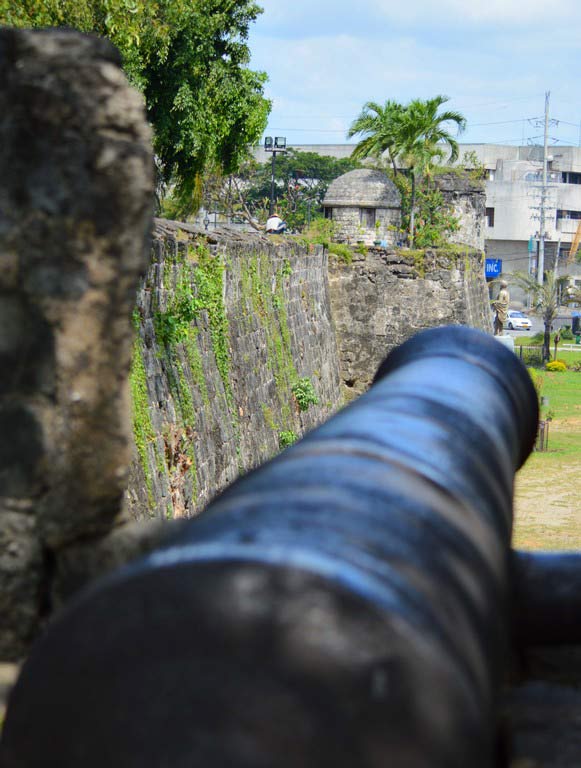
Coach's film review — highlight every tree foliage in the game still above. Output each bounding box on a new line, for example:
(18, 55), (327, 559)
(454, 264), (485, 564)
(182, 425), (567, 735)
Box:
(0, 0), (271, 214)
(509, 270), (564, 361)
(196, 149), (361, 231)
(348, 95), (466, 245)
(244, 149), (361, 229)
(347, 100), (406, 175)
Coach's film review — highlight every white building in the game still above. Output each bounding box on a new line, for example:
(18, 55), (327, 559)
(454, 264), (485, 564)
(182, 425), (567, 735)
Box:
(461, 144), (581, 302)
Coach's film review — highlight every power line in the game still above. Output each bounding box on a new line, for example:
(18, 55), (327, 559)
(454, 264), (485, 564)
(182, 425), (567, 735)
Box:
(273, 116), (544, 127)
(469, 117), (541, 126)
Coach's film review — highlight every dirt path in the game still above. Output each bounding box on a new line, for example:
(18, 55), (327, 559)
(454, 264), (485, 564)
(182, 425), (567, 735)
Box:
(513, 419), (581, 550)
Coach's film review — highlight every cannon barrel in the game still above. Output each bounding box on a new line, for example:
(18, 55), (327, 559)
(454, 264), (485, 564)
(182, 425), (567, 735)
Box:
(1, 326), (539, 768)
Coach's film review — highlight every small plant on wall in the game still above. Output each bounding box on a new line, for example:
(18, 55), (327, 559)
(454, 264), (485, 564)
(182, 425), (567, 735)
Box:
(278, 430), (298, 449)
(292, 377), (319, 411)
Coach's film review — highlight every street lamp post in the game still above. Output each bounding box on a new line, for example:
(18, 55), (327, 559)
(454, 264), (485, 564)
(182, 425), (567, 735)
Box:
(264, 136), (287, 216)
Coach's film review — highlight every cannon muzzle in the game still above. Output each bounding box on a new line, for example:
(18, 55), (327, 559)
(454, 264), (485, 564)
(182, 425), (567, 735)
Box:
(0, 326), (539, 768)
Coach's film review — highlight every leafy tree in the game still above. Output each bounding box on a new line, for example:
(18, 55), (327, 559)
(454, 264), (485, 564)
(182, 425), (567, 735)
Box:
(393, 96), (466, 245)
(0, 0), (271, 215)
(348, 95), (466, 245)
(197, 150), (361, 231)
(250, 149), (361, 228)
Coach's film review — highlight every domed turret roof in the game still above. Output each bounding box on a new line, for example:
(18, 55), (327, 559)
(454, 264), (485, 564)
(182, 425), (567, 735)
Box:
(324, 169), (401, 208)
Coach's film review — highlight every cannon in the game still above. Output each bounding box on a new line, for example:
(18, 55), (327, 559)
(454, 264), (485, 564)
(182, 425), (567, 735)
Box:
(1, 326), (545, 767)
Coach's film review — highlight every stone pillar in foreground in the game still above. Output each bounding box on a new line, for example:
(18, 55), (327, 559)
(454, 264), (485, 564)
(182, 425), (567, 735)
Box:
(0, 28), (154, 659)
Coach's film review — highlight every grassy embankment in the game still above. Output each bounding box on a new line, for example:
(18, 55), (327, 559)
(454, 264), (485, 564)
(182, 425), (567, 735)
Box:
(512, 342), (581, 550)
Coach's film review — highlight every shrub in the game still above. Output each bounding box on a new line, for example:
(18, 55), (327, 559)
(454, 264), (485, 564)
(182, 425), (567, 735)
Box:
(545, 360), (567, 372)
(531, 331), (545, 344)
(568, 360), (581, 372)
(304, 218), (334, 247)
(328, 242), (353, 264)
(292, 377), (319, 411)
(561, 325), (573, 340)
(278, 430), (298, 449)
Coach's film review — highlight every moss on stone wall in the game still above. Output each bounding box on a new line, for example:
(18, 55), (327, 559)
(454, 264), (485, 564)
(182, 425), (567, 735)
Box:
(189, 244), (233, 409)
(396, 245), (474, 278)
(129, 336), (155, 506)
(401, 249), (427, 278)
(240, 252), (299, 430)
(183, 330), (209, 407)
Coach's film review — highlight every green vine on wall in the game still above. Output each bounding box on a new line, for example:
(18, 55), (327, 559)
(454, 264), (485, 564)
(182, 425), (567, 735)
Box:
(190, 245), (233, 407)
(149, 241), (238, 517)
(154, 243), (233, 407)
(129, 336), (156, 507)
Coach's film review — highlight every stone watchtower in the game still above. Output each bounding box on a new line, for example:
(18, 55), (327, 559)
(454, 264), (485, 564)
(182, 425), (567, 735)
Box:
(323, 169), (401, 246)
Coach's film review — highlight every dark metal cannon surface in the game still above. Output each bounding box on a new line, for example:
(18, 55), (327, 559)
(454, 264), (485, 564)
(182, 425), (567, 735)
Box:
(1, 326), (540, 768)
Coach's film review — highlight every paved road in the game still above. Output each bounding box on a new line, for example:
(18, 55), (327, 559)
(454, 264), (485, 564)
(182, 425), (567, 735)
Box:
(504, 314), (577, 338)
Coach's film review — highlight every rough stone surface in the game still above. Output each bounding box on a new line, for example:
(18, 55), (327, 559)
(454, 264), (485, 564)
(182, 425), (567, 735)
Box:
(328, 246), (493, 396)
(326, 205), (401, 246)
(324, 169), (401, 208)
(435, 172), (487, 251)
(0, 28), (154, 658)
(0, 512), (43, 657)
(323, 169), (402, 246)
(127, 221), (344, 520)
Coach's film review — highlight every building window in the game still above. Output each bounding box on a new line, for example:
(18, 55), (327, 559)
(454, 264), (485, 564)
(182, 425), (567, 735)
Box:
(557, 209), (581, 220)
(485, 207), (495, 227)
(360, 207), (376, 228)
(563, 172), (581, 185)
(324, 207), (333, 220)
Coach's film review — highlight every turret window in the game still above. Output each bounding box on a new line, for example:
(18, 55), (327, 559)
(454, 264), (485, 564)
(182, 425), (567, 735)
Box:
(360, 208), (376, 227)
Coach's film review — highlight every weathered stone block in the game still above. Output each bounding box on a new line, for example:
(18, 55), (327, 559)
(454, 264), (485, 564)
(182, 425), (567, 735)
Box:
(0, 512), (43, 659)
(0, 28), (153, 658)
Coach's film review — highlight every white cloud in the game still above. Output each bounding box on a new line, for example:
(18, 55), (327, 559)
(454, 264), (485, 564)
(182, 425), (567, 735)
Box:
(256, 0), (581, 35)
(367, 0), (577, 26)
(249, 1), (581, 146)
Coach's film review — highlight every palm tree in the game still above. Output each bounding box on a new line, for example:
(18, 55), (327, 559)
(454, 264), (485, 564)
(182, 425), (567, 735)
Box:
(347, 100), (406, 175)
(397, 96), (466, 244)
(347, 95), (466, 245)
(509, 270), (561, 361)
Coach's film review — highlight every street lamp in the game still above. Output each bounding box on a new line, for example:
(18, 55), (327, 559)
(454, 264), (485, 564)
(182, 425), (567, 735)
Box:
(264, 136), (287, 216)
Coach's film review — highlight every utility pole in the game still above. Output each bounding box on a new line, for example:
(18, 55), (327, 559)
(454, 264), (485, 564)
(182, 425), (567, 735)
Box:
(264, 136), (287, 216)
(554, 237), (561, 281)
(537, 91), (550, 286)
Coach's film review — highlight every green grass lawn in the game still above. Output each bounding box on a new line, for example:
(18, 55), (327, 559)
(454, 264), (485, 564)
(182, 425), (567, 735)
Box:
(513, 335), (581, 370)
(513, 365), (581, 550)
(537, 370), (581, 451)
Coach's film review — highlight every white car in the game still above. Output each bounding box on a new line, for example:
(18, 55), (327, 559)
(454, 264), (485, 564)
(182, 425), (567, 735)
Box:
(506, 310), (532, 331)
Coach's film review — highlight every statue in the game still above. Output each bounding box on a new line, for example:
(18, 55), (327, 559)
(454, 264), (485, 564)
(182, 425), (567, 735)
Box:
(492, 280), (510, 335)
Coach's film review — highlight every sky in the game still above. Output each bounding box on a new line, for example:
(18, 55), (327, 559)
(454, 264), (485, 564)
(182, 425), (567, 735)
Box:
(247, 0), (581, 150)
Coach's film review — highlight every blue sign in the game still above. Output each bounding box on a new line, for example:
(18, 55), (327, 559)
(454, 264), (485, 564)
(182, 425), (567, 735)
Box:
(485, 258), (502, 278)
